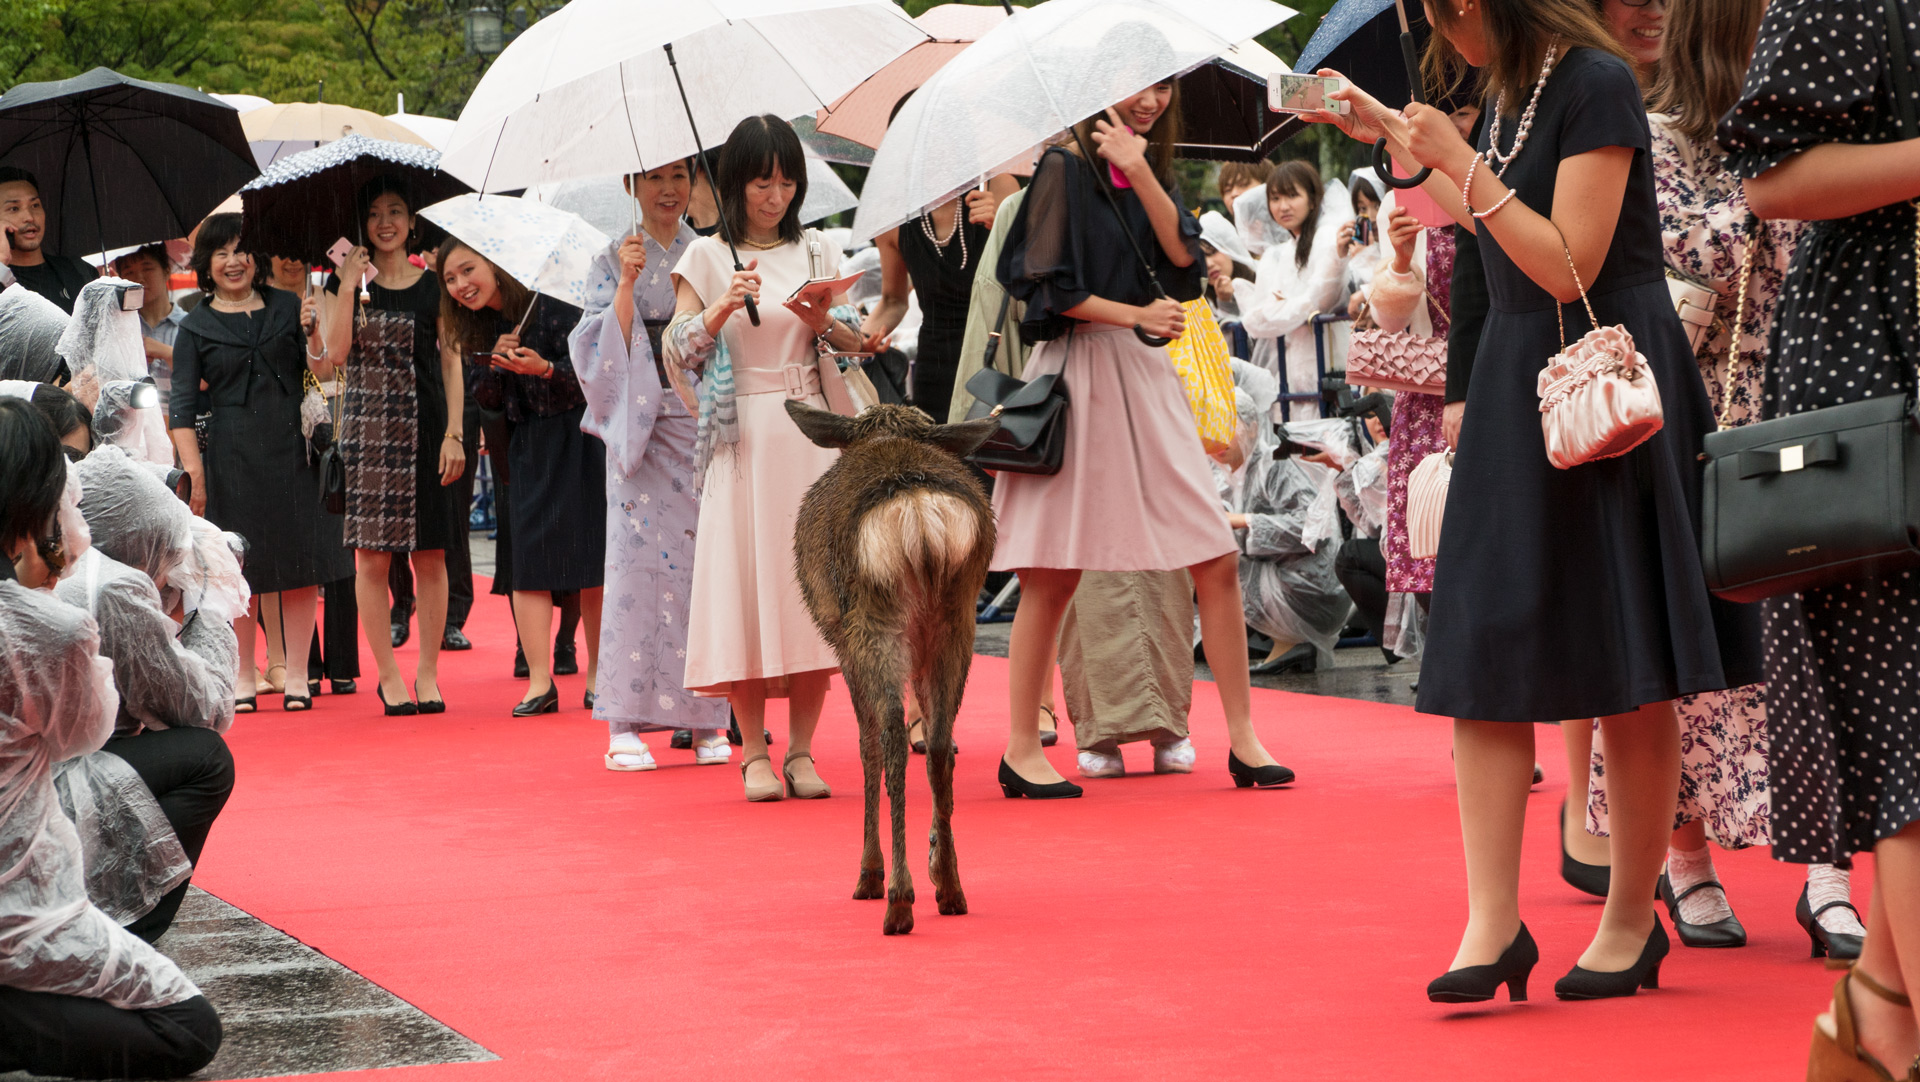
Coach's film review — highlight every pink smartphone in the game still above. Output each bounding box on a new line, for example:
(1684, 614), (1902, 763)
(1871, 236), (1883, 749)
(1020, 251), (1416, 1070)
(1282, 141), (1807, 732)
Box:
(325, 236), (354, 266)
(1108, 124), (1133, 189)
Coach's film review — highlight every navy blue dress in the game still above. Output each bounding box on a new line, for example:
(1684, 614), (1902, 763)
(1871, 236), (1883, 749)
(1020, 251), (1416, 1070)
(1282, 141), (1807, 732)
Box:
(1415, 48), (1761, 723)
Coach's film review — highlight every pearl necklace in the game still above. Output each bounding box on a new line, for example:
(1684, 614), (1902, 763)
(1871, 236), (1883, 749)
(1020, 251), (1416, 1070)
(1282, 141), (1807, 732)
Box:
(1482, 42), (1560, 178)
(209, 289), (259, 312)
(918, 198), (968, 271)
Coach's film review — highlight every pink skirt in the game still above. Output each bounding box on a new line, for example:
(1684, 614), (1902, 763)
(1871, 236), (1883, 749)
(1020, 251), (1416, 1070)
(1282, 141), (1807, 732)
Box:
(990, 323), (1236, 573)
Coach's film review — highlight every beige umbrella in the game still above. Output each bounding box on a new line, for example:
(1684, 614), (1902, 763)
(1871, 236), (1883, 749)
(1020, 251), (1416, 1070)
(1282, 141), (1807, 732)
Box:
(240, 102), (431, 169)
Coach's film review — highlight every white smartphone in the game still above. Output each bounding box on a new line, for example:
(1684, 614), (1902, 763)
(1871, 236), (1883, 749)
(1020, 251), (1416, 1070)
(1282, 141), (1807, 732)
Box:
(1268, 73), (1350, 116)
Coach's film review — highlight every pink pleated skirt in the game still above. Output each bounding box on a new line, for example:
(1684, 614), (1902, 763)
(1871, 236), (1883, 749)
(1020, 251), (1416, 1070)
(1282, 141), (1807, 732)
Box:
(990, 322), (1236, 573)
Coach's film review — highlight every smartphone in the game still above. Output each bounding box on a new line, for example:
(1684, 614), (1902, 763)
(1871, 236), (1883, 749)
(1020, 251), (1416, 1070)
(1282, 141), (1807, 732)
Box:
(1353, 217), (1374, 247)
(325, 236), (354, 267)
(1268, 73), (1350, 116)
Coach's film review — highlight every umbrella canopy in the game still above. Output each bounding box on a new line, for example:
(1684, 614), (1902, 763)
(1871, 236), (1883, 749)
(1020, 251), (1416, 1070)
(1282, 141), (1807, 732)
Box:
(791, 114), (875, 167)
(1264, 0), (1433, 154)
(440, 0), (930, 192)
(533, 152), (855, 240)
(0, 67), (258, 257)
(238, 134), (473, 265)
(420, 193), (610, 310)
(814, 3), (1003, 147)
(241, 102), (434, 169)
(385, 112), (458, 151)
(851, 0), (1296, 243)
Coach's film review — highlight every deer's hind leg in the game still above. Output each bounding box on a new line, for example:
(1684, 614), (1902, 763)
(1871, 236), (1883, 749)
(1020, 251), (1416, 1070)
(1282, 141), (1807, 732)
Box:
(850, 688), (884, 901)
(918, 627), (972, 917)
(877, 687), (915, 934)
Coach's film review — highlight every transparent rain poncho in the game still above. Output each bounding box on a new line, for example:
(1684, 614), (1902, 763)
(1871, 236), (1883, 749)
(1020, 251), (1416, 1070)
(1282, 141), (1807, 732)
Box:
(0, 580), (201, 1010)
(0, 283), (70, 383)
(92, 380), (173, 466)
(57, 278), (149, 410)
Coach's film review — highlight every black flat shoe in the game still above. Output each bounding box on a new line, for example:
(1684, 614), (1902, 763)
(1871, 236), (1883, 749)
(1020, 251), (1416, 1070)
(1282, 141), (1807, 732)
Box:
(283, 692), (313, 712)
(513, 646), (529, 680)
(1553, 918), (1669, 1000)
(330, 678), (357, 695)
(441, 627), (472, 651)
(1227, 751), (1295, 788)
(1559, 801), (1611, 899)
(1250, 642), (1317, 676)
(1427, 924), (1539, 1004)
(377, 685), (418, 717)
(725, 715), (772, 747)
(583, 689), (595, 709)
(553, 646), (579, 676)
(671, 729), (693, 749)
(1659, 872), (1746, 948)
(512, 685), (559, 717)
(390, 621), (410, 649)
(998, 759), (1083, 799)
(1797, 883), (1864, 961)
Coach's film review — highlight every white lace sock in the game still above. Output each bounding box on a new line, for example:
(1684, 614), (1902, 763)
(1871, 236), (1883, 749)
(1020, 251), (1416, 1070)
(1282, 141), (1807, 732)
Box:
(1807, 864), (1867, 936)
(1666, 846), (1734, 924)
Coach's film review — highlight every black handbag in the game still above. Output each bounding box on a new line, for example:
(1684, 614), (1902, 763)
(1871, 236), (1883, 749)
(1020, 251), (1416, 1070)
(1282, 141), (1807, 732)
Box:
(316, 382), (346, 515)
(1698, 0), (1920, 602)
(963, 294), (1069, 475)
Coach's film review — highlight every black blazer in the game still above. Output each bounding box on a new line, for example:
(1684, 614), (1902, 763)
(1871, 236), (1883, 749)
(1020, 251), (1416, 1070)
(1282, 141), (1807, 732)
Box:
(168, 287), (305, 428)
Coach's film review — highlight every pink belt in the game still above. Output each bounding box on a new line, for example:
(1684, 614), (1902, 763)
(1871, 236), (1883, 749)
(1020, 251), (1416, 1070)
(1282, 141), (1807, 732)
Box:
(734, 362), (822, 399)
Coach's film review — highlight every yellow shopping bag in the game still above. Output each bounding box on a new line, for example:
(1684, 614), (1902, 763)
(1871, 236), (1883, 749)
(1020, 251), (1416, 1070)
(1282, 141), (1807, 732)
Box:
(1165, 297), (1239, 455)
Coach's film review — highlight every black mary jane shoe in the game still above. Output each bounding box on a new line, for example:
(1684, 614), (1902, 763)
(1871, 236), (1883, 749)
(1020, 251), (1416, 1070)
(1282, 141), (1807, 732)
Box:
(377, 685), (418, 717)
(512, 685), (560, 717)
(998, 759), (1083, 799)
(1249, 642), (1317, 676)
(441, 627), (473, 651)
(1427, 924), (1539, 1004)
(1797, 883), (1865, 961)
(1559, 801), (1611, 899)
(1553, 918), (1669, 1000)
(1227, 751), (1295, 788)
(1659, 872), (1746, 948)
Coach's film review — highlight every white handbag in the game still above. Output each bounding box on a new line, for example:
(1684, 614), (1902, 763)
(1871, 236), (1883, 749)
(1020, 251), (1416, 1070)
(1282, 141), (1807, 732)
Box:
(1406, 451), (1451, 560)
(1665, 274), (1717, 352)
(1536, 234), (1665, 470)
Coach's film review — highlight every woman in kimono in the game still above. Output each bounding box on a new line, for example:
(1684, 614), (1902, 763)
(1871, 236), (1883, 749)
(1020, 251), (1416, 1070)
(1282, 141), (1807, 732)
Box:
(0, 398), (221, 1079)
(571, 160), (732, 771)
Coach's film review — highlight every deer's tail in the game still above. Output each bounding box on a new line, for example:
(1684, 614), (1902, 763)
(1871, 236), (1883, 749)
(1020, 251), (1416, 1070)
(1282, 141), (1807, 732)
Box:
(856, 490), (981, 590)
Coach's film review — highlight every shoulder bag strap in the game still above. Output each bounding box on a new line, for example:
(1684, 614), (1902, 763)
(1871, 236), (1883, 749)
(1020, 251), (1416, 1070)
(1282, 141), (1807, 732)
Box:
(1720, 216), (1764, 431)
(982, 291), (1014, 373)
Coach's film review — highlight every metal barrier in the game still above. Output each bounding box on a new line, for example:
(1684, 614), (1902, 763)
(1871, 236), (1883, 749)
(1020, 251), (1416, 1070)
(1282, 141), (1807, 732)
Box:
(1274, 311), (1356, 420)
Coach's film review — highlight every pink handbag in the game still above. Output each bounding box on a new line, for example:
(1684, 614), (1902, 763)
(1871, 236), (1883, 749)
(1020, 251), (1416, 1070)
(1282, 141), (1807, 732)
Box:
(1347, 327), (1446, 396)
(1535, 235), (1664, 469)
(1406, 451), (1451, 560)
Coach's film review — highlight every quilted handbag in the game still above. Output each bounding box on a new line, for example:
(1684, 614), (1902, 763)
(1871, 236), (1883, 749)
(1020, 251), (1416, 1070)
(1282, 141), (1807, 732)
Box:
(1535, 231), (1664, 469)
(1164, 297), (1239, 455)
(1406, 451), (1451, 560)
(1347, 327), (1447, 396)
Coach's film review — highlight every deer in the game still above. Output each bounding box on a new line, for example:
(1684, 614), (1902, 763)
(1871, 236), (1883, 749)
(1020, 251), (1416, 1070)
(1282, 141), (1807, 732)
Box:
(785, 400), (1000, 935)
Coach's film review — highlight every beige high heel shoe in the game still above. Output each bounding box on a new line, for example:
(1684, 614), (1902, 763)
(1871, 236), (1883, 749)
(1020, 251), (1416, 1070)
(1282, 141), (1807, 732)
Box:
(740, 753), (783, 802)
(782, 752), (831, 799)
(1808, 967), (1920, 1082)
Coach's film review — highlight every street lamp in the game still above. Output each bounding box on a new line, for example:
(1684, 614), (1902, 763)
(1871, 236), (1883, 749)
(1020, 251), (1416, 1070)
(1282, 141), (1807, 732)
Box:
(464, 2), (504, 56)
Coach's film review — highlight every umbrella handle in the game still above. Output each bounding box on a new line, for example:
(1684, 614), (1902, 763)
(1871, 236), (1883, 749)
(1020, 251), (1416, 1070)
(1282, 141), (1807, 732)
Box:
(740, 285), (761, 327)
(1373, 138), (1431, 190)
(1134, 325), (1172, 347)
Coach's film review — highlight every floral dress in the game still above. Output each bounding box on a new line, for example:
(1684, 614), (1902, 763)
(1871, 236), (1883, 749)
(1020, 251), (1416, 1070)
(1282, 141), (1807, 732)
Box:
(1587, 115), (1803, 847)
(1379, 226), (1453, 594)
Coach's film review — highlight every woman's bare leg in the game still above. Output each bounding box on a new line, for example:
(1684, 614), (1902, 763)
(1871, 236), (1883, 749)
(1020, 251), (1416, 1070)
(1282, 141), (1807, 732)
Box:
(412, 550), (448, 702)
(278, 587), (319, 693)
(1190, 551), (1280, 767)
(510, 590), (555, 700)
(580, 586), (603, 696)
(1449, 718), (1535, 968)
(1004, 567), (1081, 784)
(1577, 702), (1679, 971)
(1851, 826), (1920, 1072)
(354, 550), (405, 702)
(785, 669), (831, 789)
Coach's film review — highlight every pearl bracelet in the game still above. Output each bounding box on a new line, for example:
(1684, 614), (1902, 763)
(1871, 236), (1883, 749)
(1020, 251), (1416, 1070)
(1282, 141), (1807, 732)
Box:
(1472, 189), (1520, 220)
(1460, 155), (1481, 216)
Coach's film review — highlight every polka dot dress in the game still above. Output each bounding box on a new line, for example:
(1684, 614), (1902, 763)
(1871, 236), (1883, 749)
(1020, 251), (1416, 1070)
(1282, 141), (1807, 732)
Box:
(1720, 0), (1920, 862)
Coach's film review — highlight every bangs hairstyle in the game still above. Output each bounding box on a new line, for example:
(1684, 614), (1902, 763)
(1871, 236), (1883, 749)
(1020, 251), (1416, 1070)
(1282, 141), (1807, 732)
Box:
(717, 114), (808, 247)
(1199, 240), (1257, 284)
(1068, 79), (1183, 189)
(1267, 160), (1324, 271)
(435, 237), (532, 357)
(0, 397), (67, 558)
(190, 212), (247, 293)
(357, 174), (419, 253)
(1422, 0), (1630, 107)
(1217, 160), (1273, 199)
(1648, 0), (1767, 147)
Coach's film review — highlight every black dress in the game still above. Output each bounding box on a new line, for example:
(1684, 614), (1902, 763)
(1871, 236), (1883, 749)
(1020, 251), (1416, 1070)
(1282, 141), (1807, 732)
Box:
(168, 288), (353, 593)
(898, 212), (990, 423)
(467, 299), (606, 593)
(326, 271), (458, 553)
(1414, 48), (1761, 723)
(1720, 0), (1920, 862)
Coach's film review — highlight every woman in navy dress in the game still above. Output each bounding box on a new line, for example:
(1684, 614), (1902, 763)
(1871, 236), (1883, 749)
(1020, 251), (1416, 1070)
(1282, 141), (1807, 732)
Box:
(1312, 0), (1757, 1002)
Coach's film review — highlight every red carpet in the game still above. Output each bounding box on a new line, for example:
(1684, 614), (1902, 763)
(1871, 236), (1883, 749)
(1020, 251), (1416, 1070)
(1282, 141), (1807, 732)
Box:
(203, 585), (1847, 1081)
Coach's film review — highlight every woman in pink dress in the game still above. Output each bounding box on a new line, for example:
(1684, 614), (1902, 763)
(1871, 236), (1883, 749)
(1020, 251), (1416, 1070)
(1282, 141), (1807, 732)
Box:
(991, 82), (1293, 798)
(666, 115), (866, 803)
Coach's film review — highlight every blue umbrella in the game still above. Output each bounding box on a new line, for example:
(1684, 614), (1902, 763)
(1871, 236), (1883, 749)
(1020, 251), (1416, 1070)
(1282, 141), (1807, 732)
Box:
(1281, 0), (1433, 188)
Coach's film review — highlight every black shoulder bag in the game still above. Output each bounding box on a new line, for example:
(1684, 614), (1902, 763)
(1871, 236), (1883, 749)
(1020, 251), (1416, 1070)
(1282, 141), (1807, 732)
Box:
(1698, 0), (1920, 601)
(964, 291), (1070, 475)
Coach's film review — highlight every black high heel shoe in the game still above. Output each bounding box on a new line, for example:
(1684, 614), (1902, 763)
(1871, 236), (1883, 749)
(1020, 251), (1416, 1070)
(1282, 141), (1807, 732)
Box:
(998, 759), (1083, 799)
(1227, 751), (1295, 788)
(1427, 924), (1539, 1004)
(1553, 918), (1669, 1000)
(1797, 883), (1864, 961)
(414, 683), (446, 715)
(1659, 872), (1746, 948)
(512, 685), (560, 717)
(1559, 801), (1611, 899)
(376, 685), (417, 717)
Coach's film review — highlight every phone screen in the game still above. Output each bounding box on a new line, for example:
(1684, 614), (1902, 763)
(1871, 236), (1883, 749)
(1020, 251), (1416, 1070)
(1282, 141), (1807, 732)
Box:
(1268, 74), (1342, 115)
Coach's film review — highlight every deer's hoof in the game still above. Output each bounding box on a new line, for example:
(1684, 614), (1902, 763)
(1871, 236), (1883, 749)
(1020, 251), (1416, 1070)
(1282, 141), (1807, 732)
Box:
(937, 891), (968, 916)
(852, 868), (884, 900)
(883, 903), (915, 936)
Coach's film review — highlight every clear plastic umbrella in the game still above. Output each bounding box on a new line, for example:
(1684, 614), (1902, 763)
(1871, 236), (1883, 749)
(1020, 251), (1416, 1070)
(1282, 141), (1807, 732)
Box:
(419, 193), (610, 325)
(850, 0), (1295, 245)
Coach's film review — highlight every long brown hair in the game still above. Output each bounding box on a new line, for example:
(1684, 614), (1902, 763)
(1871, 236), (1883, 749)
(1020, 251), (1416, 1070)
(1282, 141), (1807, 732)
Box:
(1267, 160), (1324, 271)
(1423, 0), (1631, 107)
(1647, 0), (1766, 147)
(436, 237), (532, 356)
(1066, 80), (1183, 189)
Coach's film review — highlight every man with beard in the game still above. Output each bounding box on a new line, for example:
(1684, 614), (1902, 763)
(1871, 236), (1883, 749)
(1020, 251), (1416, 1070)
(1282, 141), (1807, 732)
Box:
(0, 168), (97, 313)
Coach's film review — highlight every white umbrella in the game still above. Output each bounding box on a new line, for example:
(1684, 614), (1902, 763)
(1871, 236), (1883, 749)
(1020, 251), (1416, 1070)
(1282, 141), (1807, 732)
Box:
(385, 112), (458, 151)
(851, 0), (1295, 244)
(531, 151), (855, 242)
(419, 194), (610, 319)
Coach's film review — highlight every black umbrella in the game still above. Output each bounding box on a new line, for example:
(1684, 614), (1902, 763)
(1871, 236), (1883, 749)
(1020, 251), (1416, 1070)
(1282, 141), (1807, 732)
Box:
(0, 67), (258, 257)
(239, 134), (473, 265)
(1174, 56), (1293, 163)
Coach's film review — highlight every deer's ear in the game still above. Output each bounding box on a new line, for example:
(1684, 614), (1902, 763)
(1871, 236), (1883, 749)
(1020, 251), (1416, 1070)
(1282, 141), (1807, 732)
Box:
(785, 399), (858, 448)
(926, 416), (1000, 459)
